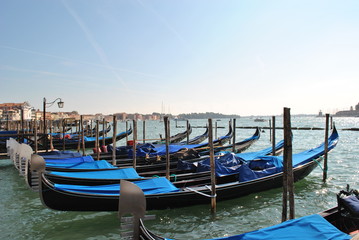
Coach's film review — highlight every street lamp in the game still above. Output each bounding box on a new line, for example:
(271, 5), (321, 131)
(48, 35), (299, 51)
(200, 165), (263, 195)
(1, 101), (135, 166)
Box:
(43, 97), (64, 150)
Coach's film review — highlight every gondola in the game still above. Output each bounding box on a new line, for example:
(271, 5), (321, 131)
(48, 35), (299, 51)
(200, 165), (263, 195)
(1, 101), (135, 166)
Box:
(178, 126), (208, 145)
(50, 127), (132, 150)
(102, 125), (233, 161)
(151, 124), (192, 144)
(36, 126), (339, 211)
(31, 139), (284, 187)
(117, 180), (358, 240)
(197, 127), (260, 155)
(51, 125), (112, 140)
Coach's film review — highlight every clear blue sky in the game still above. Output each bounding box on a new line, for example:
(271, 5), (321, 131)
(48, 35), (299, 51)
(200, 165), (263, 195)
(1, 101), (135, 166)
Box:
(1, 0), (358, 116)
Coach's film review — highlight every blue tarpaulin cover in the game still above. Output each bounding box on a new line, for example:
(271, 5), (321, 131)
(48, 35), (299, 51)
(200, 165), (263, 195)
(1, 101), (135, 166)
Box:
(46, 160), (116, 169)
(44, 155), (95, 164)
(54, 177), (179, 195)
(39, 150), (83, 159)
(49, 167), (141, 179)
(177, 140), (284, 173)
(237, 127), (339, 182)
(191, 127), (338, 181)
(214, 214), (349, 240)
(162, 214), (349, 240)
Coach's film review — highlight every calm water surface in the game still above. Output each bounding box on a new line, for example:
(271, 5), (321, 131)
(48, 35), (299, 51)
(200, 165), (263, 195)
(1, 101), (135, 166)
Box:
(1, 116), (359, 239)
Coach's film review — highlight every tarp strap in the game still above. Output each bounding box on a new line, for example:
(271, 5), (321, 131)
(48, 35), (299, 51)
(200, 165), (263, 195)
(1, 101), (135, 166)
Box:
(185, 186), (217, 198)
(313, 157), (326, 172)
(170, 174), (177, 182)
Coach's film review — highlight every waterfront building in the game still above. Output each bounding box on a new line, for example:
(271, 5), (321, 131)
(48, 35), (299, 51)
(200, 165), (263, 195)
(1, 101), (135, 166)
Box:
(335, 102), (359, 117)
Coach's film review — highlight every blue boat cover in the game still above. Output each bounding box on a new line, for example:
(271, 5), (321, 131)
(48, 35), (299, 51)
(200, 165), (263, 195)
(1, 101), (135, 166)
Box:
(108, 131), (232, 158)
(162, 214), (349, 240)
(46, 160), (116, 169)
(39, 150), (83, 159)
(0, 131), (17, 139)
(237, 128), (339, 182)
(177, 140), (284, 173)
(211, 214), (349, 240)
(179, 127), (338, 181)
(49, 167), (142, 179)
(54, 177), (179, 195)
(45, 155), (95, 164)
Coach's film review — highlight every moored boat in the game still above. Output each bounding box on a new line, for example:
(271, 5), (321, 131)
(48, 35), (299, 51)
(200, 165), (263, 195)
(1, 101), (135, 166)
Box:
(35, 126), (339, 211)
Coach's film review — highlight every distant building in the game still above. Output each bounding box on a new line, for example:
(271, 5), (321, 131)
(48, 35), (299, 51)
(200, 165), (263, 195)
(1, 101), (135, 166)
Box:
(0, 102), (34, 120)
(335, 102), (359, 117)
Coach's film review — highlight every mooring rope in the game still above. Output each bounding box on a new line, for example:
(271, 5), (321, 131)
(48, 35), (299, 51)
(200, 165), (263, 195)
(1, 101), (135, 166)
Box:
(313, 157), (326, 172)
(184, 185), (217, 198)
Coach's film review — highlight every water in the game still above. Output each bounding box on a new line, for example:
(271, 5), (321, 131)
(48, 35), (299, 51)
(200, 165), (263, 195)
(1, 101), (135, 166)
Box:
(1, 116), (359, 239)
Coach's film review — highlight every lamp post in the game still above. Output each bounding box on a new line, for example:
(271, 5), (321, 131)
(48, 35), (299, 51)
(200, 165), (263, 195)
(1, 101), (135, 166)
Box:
(43, 97), (64, 151)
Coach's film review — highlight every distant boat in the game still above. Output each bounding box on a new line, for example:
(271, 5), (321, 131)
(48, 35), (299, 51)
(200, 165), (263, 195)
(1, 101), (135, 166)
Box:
(254, 118), (266, 122)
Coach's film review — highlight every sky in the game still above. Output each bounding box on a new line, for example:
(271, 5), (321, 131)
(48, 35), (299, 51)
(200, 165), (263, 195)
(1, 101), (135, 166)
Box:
(1, 0), (359, 116)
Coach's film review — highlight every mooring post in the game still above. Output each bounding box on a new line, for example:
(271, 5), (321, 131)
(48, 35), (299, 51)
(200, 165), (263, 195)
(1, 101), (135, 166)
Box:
(228, 119), (232, 144)
(77, 120), (81, 152)
(126, 121), (129, 143)
(208, 118), (217, 214)
(186, 120), (190, 144)
(272, 116), (276, 156)
(102, 118), (106, 147)
(215, 121), (218, 139)
(323, 114), (330, 182)
(232, 118), (236, 153)
(282, 107), (294, 222)
(269, 119), (272, 142)
(62, 119), (66, 151)
(164, 116), (170, 180)
(49, 120), (53, 151)
(132, 119), (137, 169)
(96, 120), (100, 161)
(80, 116), (85, 155)
(112, 115), (117, 166)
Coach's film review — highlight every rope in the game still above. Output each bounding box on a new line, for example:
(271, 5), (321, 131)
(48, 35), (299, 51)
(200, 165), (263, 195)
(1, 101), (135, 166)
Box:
(313, 157), (326, 172)
(170, 174), (177, 182)
(185, 186), (217, 198)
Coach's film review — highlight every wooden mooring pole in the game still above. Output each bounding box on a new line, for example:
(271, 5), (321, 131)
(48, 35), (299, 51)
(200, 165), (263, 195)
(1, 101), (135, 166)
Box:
(81, 116), (85, 155)
(62, 119), (66, 151)
(323, 114), (330, 182)
(164, 116), (170, 180)
(132, 120), (137, 169)
(232, 118), (236, 153)
(272, 116), (276, 156)
(96, 120), (100, 161)
(208, 118), (217, 214)
(282, 107), (295, 222)
(112, 115), (117, 166)
(186, 120), (190, 144)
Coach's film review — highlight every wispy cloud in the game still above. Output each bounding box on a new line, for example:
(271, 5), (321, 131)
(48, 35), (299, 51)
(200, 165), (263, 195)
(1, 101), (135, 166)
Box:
(0, 45), (165, 80)
(61, 0), (130, 91)
(136, 0), (186, 45)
